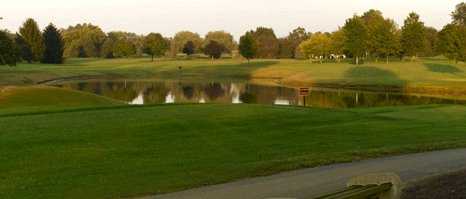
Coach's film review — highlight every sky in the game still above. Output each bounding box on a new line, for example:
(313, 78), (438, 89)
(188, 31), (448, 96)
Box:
(0, 0), (463, 39)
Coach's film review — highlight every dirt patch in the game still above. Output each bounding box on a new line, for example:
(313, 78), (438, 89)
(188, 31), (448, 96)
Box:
(402, 170), (466, 199)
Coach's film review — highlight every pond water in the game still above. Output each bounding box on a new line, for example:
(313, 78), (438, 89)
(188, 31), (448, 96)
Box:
(55, 80), (466, 108)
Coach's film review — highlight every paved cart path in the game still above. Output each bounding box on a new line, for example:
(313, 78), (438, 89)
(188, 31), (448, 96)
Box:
(142, 149), (466, 199)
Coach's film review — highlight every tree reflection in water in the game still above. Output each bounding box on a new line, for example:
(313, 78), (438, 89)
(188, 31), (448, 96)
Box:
(57, 81), (466, 108)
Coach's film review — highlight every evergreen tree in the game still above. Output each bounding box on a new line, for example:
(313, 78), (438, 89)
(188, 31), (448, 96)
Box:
(14, 33), (33, 63)
(401, 13), (426, 60)
(143, 33), (169, 61)
(0, 31), (16, 66)
(41, 24), (64, 64)
(19, 18), (44, 62)
(182, 41), (195, 56)
(343, 15), (368, 65)
(239, 32), (257, 62)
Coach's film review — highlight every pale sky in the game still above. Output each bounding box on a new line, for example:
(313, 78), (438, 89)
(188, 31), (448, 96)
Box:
(0, 0), (463, 39)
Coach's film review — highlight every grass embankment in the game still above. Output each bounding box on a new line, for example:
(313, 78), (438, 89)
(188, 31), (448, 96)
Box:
(0, 86), (122, 114)
(1, 103), (466, 199)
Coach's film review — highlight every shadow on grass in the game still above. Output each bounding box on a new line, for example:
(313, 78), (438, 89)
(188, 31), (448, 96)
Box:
(344, 66), (406, 87)
(424, 63), (462, 74)
(156, 60), (279, 81)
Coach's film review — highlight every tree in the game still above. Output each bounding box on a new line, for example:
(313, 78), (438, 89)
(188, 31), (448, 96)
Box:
(204, 40), (225, 60)
(143, 33), (169, 61)
(401, 12), (426, 60)
(170, 31), (203, 57)
(250, 27), (279, 58)
(0, 31), (16, 66)
(299, 32), (331, 63)
(279, 27), (310, 58)
(422, 27), (439, 57)
(182, 41), (195, 56)
(41, 24), (64, 64)
(452, 2), (466, 26)
(101, 32), (139, 58)
(62, 23), (106, 57)
(14, 34), (33, 63)
(343, 15), (368, 64)
(373, 19), (400, 63)
(437, 24), (465, 62)
(204, 31), (236, 53)
(239, 32), (257, 62)
(362, 9), (386, 60)
(19, 18), (44, 62)
(329, 29), (346, 61)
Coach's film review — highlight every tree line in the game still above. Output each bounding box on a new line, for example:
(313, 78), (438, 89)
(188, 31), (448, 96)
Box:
(0, 2), (465, 66)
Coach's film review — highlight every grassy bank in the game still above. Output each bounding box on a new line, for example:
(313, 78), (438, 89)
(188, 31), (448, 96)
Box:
(1, 103), (466, 199)
(0, 86), (122, 114)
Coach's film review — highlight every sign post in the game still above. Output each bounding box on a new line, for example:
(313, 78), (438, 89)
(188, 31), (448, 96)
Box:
(299, 88), (310, 107)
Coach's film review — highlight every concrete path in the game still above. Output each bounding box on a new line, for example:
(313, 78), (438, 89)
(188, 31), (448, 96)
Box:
(143, 149), (466, 199)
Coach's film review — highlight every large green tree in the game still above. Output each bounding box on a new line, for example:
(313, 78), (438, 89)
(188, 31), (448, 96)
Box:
(19, 18), (44, 62)
(203, 31), (236, 53)
(437, 24), (466, 62)
(62, 23), (106, 57)
(436, 2), (466, 62)
(343, 15), (368, 64)
(299, 32), (331, 63)
(401, 12), (426, 60)
(101, 32), (139, 58)
(373, 19), (400, 63)
(41, 24), (64, 64)
(169, 31), (203, 57)
(14, 34), (33, 63)
(422, 27), (439, 57)
(239, 32), (257, 62)
(250, 27), (279, 58)
(329, 29), (346, 60)
(362, 9), (386, 59)
(143, 33), (169, 61)
(452, 2), (466, 26)
(0, 31), (16, 66)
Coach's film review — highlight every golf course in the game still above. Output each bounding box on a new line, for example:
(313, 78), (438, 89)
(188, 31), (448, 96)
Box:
(1, 58), (466, 199)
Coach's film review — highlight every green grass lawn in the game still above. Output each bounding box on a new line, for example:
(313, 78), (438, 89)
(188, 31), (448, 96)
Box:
(1, 58), (466, 198)
(1, 103), (466, 199)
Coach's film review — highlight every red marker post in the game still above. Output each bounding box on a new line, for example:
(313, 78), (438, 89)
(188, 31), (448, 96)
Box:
(299, 87), (310, 107)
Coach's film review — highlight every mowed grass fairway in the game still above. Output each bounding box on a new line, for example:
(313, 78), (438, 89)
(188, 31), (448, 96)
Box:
(2, 102), (466, 199)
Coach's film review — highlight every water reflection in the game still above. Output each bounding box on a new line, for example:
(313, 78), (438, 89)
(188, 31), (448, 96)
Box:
(56, 81), (466, 108)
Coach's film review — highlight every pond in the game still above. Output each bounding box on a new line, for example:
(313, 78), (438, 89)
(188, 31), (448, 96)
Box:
(54, 80), (466, 108)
